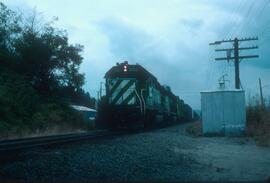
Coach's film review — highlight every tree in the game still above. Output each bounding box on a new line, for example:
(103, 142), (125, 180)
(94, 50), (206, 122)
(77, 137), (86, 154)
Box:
(0, 2), (21, 67)
(14, 11), (85, 95)
(0, 2), (94, 106)
(0, 2), (97, 137)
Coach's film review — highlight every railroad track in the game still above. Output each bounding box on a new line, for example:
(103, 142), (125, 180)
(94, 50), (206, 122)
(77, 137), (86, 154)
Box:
(0, 130), (121, 154)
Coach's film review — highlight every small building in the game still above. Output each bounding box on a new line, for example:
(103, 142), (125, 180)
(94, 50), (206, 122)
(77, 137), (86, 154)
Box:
(201, 90), (246, 136)
(70, 105), (97, 123)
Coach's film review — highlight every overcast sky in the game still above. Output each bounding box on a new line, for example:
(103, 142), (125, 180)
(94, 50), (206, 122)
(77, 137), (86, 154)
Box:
(2, 0), (270, 109)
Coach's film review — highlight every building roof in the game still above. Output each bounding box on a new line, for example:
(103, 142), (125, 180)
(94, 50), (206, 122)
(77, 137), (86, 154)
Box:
(70, 105), (97, 112)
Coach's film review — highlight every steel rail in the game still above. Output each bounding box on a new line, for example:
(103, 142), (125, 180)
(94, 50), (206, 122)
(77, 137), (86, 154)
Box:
(0, 130), (121, 153)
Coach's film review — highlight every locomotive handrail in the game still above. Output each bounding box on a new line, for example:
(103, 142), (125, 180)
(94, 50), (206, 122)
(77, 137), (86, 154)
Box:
(134, 89), (143, 115)
(141, 89), (146, 115)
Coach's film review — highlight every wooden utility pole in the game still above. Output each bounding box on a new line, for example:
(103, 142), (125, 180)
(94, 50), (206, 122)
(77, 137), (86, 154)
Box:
(99, 82), (103, 99)
(234, 38), (240, 89)
(259, 78), (264, 108)
(210, 37), (259, 89)
(96, 91), (99, 110)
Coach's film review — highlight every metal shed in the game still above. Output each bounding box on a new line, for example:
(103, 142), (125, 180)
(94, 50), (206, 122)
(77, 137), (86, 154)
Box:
(70, 105), (97, 122)
(201, 90), (246, 136)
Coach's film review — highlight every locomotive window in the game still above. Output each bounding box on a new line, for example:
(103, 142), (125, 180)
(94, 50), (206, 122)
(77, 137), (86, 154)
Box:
(149, 86), (153, 97)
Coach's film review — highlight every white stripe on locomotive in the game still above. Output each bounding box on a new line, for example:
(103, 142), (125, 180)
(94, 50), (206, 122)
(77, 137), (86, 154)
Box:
(115, 82), (135, 104)
(127, 96), (136, 105)
(109, 79), (136, 105)
(110, 80), (129, 102)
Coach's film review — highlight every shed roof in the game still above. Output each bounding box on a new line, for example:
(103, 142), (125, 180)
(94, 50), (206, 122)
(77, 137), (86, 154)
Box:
(70, 105), (97, 112)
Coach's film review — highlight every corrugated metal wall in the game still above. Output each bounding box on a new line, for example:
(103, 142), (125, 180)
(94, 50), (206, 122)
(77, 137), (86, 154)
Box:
(201, 90), (246, 136)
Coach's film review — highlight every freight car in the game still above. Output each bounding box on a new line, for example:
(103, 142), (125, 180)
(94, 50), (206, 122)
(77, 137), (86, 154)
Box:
(96, 61), (192, 130)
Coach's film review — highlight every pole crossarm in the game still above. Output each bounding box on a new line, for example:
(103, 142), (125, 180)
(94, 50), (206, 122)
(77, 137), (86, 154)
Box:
(209, 37), (258, 45)
(210, 40), (233, 45)
(237, 37), (258, 42)
(215, 46), (258, 52)
(215, 55), (259, 61)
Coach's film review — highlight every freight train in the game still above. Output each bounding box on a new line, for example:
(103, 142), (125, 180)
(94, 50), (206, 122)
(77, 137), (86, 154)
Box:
(96, 61), (194, 130)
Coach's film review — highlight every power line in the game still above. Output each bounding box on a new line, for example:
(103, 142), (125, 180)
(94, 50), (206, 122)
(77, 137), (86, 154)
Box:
(260, 20), (270, 38)
(224, 0), (245, 39)
(206, 45), (216, 89)
(227, 1), (252, 38)
(255, 0), (270, 38)
(236, 1), (256, 37)
(223, 0), (270, 48)
(255, 0), (269, 20)
(263, 83), (270, 88)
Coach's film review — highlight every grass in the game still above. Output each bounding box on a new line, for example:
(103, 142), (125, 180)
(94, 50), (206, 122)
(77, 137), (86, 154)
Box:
(186, 121), (203, 137)
(246, 106), (270, 147)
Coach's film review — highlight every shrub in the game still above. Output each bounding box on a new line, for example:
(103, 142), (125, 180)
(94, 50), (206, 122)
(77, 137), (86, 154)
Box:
(186, 121), (203, 137)
(0, 68), (93, 139)
(246, 105), (270, 147)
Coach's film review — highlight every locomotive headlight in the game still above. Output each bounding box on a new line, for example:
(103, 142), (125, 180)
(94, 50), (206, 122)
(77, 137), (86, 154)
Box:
(124, 65), (128, 72)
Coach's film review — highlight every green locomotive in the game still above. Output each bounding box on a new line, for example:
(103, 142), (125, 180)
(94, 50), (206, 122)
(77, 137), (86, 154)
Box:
(96, 61), (193, 130)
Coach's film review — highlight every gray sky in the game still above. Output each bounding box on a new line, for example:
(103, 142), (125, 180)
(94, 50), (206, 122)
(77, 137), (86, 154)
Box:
(3, 0), (270, 109)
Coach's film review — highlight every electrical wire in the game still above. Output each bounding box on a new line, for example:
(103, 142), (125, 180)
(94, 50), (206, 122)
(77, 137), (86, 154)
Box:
(206, 45), (215, 89)
(262, 83), (270, 88)
(224, 0), (245, 39)
(236, 1), (256, 37)
(227, 0), (250, 38)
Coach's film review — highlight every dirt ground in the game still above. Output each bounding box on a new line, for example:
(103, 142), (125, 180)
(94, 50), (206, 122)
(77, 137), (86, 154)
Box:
(176, 122), (270, 181)
(0, 122), (269, 181)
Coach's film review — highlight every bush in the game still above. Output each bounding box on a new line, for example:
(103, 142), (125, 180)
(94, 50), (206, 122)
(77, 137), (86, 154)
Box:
(0, 68), (93, 139)
(186, 121), (203, 137)
(246, 106), (270, 147)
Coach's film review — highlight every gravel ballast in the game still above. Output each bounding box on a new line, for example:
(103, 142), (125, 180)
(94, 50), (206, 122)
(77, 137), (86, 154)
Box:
(0, 122), (269, 181)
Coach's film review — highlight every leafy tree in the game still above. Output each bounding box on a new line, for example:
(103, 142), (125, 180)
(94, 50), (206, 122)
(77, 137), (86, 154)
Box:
(0, 2), (96, 107)
(0, 2), (21, 67)
(14, 11), (85, 95)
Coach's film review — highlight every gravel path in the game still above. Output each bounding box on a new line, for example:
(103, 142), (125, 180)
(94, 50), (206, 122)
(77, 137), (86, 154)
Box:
(0, 122), (269, 181)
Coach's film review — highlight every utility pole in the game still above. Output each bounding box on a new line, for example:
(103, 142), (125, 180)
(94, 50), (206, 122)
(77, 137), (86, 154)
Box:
(234, 38), (240, 89)
(99, 82), (103, 99)
(96, 91), (99, 110)
(210, 37), (259, 89)
(99, 82), (105, 100)
(259, 78), (264, 108)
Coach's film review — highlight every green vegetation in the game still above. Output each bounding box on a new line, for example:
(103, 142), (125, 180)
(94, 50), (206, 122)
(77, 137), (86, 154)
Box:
(186, 121), (202, 137)
(0, 2), (95, 139)
(246, 96), (270, 147)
